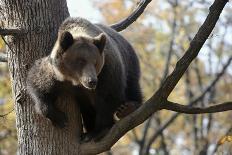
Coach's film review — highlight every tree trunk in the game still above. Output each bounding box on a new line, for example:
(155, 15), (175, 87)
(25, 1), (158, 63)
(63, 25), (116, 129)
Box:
(1, 0), (83, 154)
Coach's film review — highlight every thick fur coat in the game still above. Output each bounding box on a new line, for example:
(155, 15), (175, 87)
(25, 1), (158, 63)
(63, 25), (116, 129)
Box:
(27, 17), (142, 140)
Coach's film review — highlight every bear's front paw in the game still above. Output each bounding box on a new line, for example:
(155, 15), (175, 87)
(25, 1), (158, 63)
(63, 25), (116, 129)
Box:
(80, 132), (93, 143)
(81, 128), (109, 143)
(80, 129), (108, 143)
(113, 101), (140, 121)
(47, 110), (68, 128)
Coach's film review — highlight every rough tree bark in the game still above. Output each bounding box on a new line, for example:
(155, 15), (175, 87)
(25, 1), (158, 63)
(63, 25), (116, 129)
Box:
(0, 0), (83, 154)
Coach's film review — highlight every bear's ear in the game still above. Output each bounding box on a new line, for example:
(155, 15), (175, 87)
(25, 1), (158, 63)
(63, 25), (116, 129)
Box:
(93, 33), (106, 54)
(59, 31), (74, 51)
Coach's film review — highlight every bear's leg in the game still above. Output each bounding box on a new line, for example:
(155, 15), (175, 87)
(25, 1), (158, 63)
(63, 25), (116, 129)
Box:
(91, 98), (115, 141)
(80, 106), (112, 142)
(79, 102), (96, 133)
(92, 111), (113, 141)
(125, 77), (142, 103)
(114, 77), (143, 120)
(80, 96), (114, 142)
(76, 91), (97, 142)
(46, 104), (68, 128)
(34, 92), (67, 128)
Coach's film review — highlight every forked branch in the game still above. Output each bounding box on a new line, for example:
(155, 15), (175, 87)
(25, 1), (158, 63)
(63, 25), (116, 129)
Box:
(144, 56), (232, 152)
(80, 0), (229, 154)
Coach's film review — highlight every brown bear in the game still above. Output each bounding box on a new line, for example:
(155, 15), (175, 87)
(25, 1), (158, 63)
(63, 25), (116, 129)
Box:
(27, 17), (142, 141)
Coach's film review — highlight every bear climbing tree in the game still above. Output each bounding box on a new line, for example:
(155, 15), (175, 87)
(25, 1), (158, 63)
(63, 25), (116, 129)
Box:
(26, 17), (142, 142)
(0, 0), (231, 154)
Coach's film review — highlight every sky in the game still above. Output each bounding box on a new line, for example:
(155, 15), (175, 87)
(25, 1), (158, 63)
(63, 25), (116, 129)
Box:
(67, 0), (102, 23)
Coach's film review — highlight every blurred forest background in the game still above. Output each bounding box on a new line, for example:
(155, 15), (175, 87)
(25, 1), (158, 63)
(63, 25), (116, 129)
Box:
(0, 0), (231, 154)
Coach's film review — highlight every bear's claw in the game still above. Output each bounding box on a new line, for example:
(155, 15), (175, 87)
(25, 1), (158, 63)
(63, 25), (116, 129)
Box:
(114, 101), (140, 121)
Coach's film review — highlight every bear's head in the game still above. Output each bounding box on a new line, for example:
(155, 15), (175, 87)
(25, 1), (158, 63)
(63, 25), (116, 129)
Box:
(50, 31), (106, 89)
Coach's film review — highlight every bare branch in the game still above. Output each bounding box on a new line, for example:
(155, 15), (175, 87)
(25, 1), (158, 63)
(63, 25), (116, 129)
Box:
(0, 109), (14, 117)
(144, 56), (232, 153)
(110, 0), (152, 32)
(1, 35), (12, 62)
(0, 28), (26, 36)
(79, 0), (228, 154)
(0, 53), (7, 62)
(162, 101), (232, 114)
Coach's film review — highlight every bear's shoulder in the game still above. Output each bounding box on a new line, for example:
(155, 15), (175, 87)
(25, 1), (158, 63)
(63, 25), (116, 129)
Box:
(27, 57), (56, 92)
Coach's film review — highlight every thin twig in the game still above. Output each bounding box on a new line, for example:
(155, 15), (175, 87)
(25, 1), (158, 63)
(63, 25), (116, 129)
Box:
(0, 109), (14, 117)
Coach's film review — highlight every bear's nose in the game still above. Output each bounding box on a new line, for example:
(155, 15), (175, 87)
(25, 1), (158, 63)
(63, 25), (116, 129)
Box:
(88, 78), (98, 88)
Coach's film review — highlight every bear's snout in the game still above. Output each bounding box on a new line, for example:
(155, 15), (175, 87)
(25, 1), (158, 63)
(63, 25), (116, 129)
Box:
(88, 78), (97, 88)
(82, 77), (98, 89)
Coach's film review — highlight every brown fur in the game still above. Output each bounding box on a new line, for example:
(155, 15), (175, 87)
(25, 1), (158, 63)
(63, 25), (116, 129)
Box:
(26, 17), (142, 140)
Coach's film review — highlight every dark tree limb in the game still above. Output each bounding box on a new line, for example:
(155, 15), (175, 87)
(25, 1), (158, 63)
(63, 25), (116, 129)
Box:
(162, 101), (232, 114)
(79, 0), (229, 154)
(0, 36), (10, 62)
(110, 0), (152, 32)
(0, 28), (26, 63)
(0, 28), (26, 36)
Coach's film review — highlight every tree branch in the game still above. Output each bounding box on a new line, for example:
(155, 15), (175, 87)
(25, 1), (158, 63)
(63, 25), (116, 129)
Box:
(144, 56), (232, 154)
(110, 0), (152, 32)
(79, 0), (229, 154)
(0, 109), (14, 117)
(162, 101), (232, 114)
(0, 28), (26, 36)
